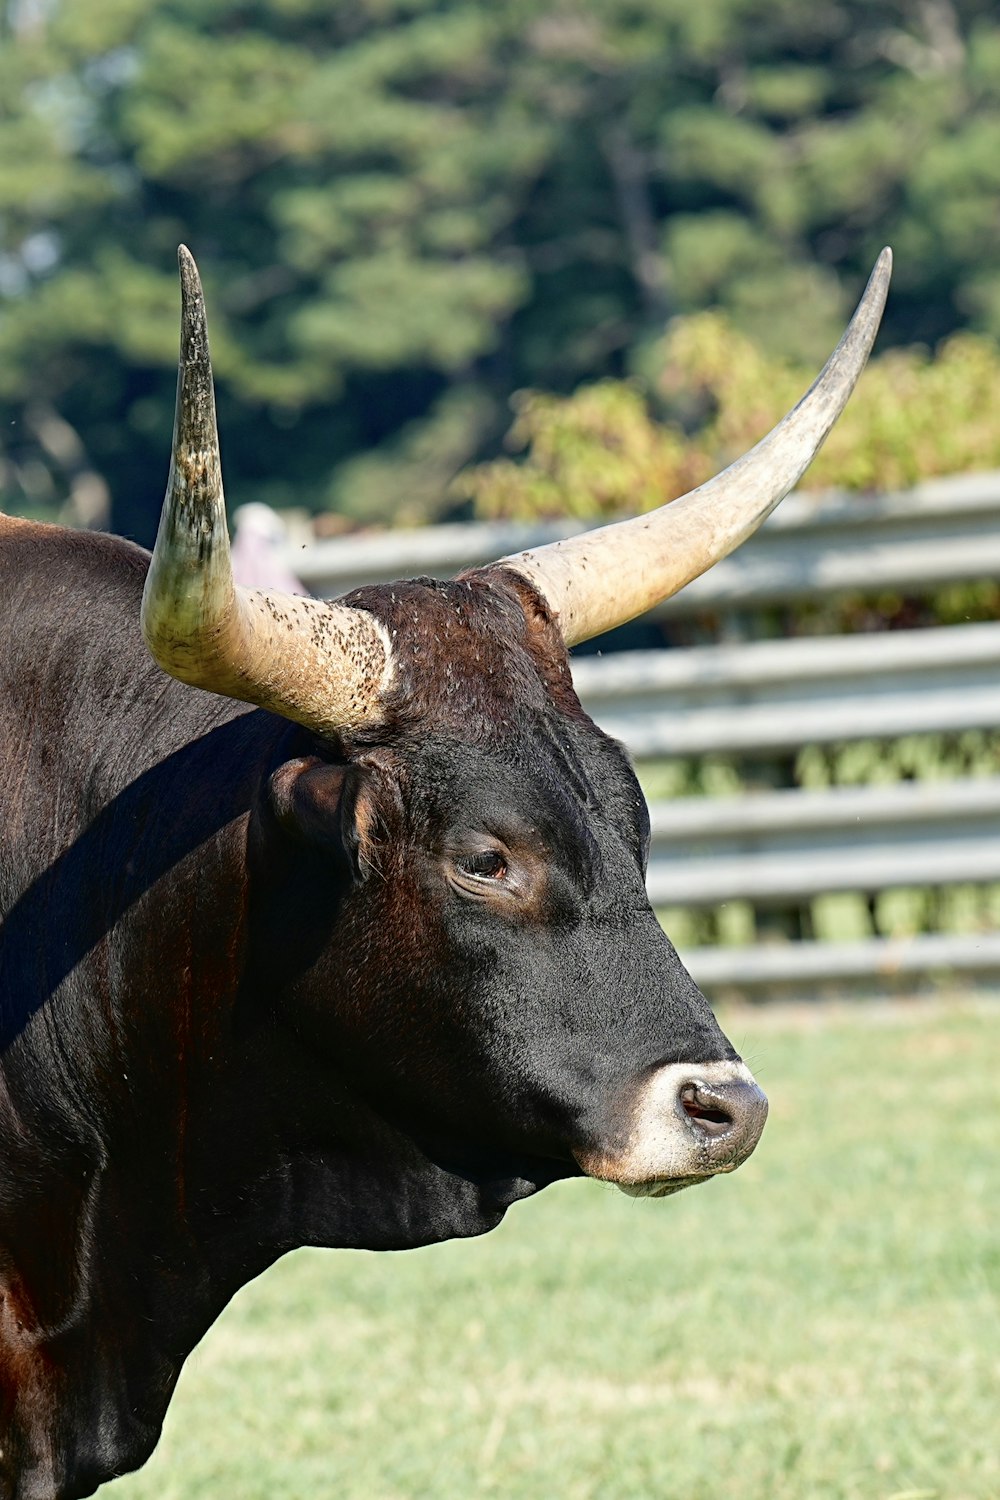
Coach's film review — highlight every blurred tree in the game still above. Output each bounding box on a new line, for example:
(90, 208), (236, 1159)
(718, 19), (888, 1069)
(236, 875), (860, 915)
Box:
(0, 0), (546, 535)
(461, 314), (1000, 518)
(2, 0), (1000, 538)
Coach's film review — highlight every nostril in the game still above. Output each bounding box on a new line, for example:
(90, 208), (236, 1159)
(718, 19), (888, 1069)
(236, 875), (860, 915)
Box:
(680, 1083), (733, 1138)
(577, 1061), (767, 1192)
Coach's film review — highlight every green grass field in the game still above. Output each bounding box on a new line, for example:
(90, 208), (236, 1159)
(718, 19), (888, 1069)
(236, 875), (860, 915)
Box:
(105, 1002), (999, 1500)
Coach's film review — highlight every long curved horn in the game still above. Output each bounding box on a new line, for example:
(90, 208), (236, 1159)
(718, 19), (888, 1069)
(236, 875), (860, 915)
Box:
(141, 247), (393, 737)
(498, 248), (892, 646)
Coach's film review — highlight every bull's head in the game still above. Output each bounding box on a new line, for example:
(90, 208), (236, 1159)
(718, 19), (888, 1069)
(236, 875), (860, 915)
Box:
(140, 249), (889, 1241)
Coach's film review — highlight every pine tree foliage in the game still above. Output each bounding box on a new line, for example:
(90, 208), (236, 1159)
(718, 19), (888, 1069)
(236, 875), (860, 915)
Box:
(2, 0), (1000, 535)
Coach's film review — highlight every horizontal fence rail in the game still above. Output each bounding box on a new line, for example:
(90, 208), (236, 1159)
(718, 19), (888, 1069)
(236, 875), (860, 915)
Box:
(644, 777), (1000, 907)
(570, 622), (1000, 757)
(295, 470), (1000, 613)
(682, 933), (1000, 996)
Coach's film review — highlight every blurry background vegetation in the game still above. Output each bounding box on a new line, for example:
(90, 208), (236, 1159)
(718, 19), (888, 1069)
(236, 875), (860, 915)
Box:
(4, 0), (1000, 540)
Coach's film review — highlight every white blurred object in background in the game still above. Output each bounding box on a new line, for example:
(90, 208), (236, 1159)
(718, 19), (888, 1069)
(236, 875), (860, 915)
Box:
(230, 502), (309, 595)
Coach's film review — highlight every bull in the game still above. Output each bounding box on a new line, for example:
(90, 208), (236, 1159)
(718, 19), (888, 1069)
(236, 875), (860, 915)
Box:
(0, 246), (890, 1499)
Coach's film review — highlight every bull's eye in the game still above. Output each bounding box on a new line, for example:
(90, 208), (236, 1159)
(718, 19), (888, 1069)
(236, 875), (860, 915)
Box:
(456, 850), (508, 882)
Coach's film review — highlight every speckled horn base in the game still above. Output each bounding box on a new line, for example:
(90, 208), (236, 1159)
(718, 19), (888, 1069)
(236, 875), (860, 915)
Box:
(141, 248), (393, 738)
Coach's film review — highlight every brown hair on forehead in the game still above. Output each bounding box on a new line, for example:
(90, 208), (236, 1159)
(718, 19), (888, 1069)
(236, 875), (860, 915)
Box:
(344, 568), (586, 747)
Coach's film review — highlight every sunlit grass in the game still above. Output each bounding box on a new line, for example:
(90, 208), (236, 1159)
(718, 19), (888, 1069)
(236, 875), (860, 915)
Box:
(105, 1002), (999, 1500)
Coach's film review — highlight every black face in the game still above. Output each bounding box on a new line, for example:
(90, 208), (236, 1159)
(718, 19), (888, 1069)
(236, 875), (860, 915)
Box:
(251, 574), (736, 1249)
(387, 725), (730, 1144)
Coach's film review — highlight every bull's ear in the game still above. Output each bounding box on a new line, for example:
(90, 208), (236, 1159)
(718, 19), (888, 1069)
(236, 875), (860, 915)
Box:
(268, 756), (374, 878)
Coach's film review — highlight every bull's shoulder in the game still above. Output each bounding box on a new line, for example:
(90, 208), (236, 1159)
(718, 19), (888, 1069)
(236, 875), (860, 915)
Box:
(0, 513), (150, 598)
(0, 518), (159, 736)
(0, 515), (259, 789)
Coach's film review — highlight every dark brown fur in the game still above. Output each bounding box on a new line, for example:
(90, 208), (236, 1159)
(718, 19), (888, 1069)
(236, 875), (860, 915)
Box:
(0, 517), (735, 1500)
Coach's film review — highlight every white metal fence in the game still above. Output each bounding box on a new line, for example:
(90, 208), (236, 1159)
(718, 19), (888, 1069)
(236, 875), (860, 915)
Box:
(291, 472), (1000, 998)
